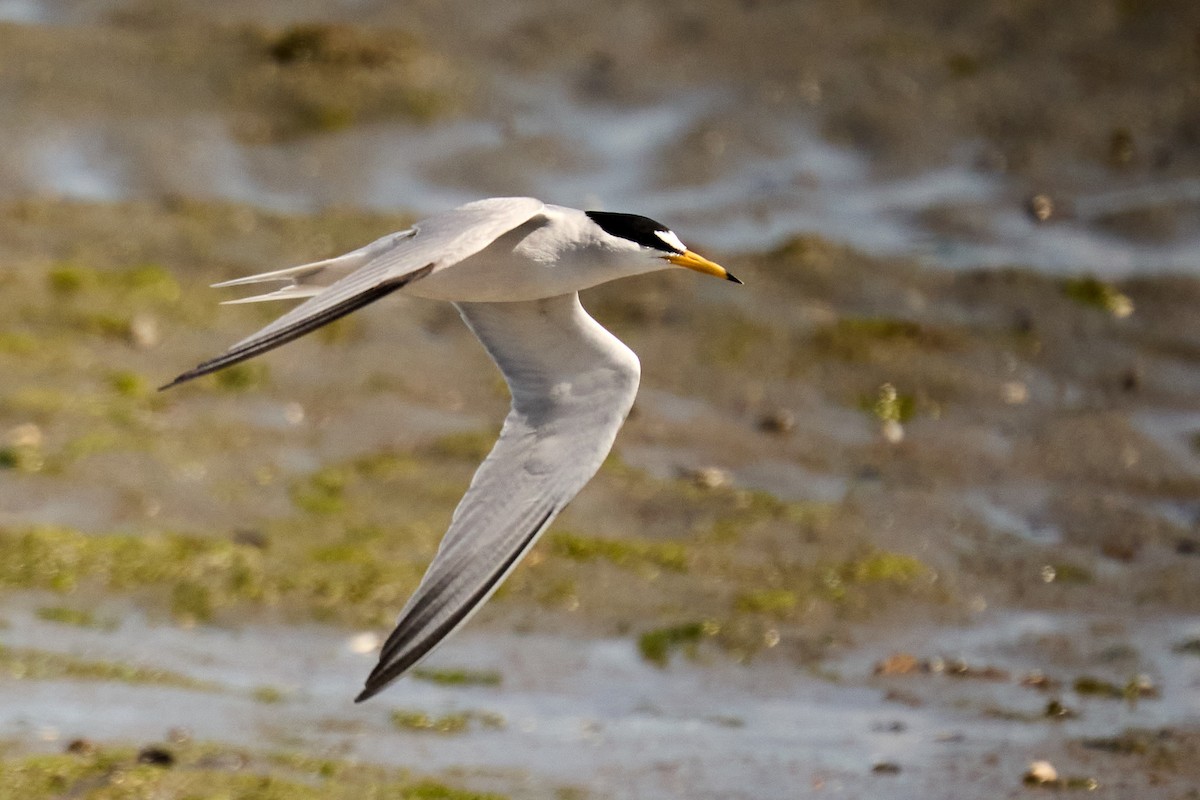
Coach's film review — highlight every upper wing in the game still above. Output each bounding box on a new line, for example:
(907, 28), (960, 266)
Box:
(213, 228), (419, 305)
(355, 293), (641, 701)
(161, 197), (546, 389)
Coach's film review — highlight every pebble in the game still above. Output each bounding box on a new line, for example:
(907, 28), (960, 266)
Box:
(137, 746), (175, 767)
(1027, 194), (1055, 223)
(1024, 760), (1058, 785)
(129, 313), (161, 349)
(685, 466), (731, 490)
(65, 738), (97, 755)
(348, 631), (381, 654)
(757, 408), (795, 435)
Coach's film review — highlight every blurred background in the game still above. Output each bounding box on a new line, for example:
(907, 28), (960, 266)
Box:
(0, 1), (1198, 798)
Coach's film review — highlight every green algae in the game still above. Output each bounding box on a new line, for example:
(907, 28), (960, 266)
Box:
(35, 606), (111, 629)
(703, 315), (773, 365)
(0, 444), (41, 473)
(411, 667), (502, 688)
(252, 685), (287, 704)
(547, 531), (689, 573)
(0, 742), (509, 800)
(818, 550), (929, 602)
(213, 362), (271, 392)
(861, 382), (917, 424)
(1072, 675), (1158, 701)
(47, 263), (180, 304)
(812, 317), (955, 362)
(1062, 276), (1134, 317)
(0, 332), (37, 355)
(638, 620), (721, 667)
(735, 588), (799, 617)
(1046, 562), (1094, 584)
(290, 466), (349, 515)
(389, 709), (505, 735)
(41, 263), (188, 345)
(105, 370), (149, 399)
(0, 644), (218, 691)
(0, 523), (420, 628)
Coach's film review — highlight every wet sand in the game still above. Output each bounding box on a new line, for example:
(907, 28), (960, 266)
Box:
(0, 2), (1198, 798)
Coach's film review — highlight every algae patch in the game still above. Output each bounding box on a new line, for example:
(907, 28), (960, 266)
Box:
(1062, 276), (1134, 318)
(0, 645), (217, 691)
(813, 317), (956, 362)
(0, 524), (423, 628)
(411, 667), (502, 688)
(0, 742), (509, 800)
(548, 531), (689, 573)
(389, 709), (505, 735)
(34, 606), (113, 630)
(638, 620), (721, 667)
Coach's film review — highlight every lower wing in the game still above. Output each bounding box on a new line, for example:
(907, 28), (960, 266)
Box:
(356, 293), (641, 701)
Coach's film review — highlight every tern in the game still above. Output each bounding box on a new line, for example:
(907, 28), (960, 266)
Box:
(162, 197), (740, 701)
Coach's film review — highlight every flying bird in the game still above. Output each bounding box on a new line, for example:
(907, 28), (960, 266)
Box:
(162, 197), (740, 701)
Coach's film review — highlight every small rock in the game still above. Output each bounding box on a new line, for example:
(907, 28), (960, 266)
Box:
(945, 659), (1009, 681)
(1001, 381), (1029, 405)
(348, 631), (381, 654)
(1128, 673), (1159, 699)
(4, 423), (43, 449)
(880, 419), (904, 444)
(129, 313), (160, 349)
(65, 738), (97, 755)
(757, 408), (795, 435)
(1044, 699), (1079, 719)
(1024, 760), (1058, 785)
(1027, 194), (1055, 223)
(685, 466), (731, 490)
(283, 402), (306, 425)
(1019, 670), (1061, 691)
(872, 761), (901, 774)
(137, 746), (175, 767)
(874, 652), (921, 676)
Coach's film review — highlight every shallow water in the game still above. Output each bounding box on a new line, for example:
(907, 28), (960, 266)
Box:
(1, 601), (1196, 799)
(13, 105), (1200, 275)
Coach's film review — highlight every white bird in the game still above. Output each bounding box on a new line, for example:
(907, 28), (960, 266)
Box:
(162, 197), (739, 701)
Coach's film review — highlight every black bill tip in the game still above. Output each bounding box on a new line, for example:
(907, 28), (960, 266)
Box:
(725, 272), (744, 285)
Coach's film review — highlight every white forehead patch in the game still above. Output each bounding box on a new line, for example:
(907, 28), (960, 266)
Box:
(654, 229), (687, 253)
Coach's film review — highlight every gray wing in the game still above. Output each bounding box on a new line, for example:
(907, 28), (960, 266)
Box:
(161, 197), (545, 388)
(356, 293), (641, 701)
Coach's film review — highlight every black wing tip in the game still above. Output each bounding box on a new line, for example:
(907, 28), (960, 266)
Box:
(355, 662), (402, 703)
(157, 358), (226, 391)
(158, 371), (199, 391)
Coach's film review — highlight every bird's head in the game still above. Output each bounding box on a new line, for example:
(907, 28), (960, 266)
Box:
(585, 211), (742, 284)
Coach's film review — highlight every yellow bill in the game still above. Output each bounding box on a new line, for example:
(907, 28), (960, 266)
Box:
(666, 251), (742, 283)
